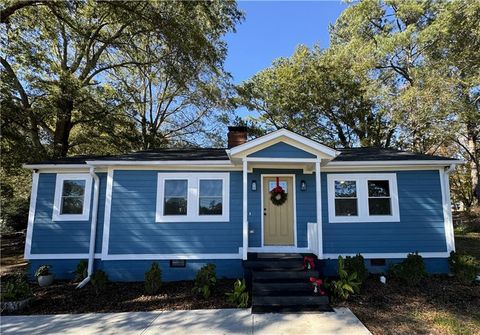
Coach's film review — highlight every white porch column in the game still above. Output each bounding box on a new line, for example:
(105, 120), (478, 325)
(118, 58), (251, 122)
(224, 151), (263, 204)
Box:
(242, 158), (248, 260)
(315, 158), (323, 259)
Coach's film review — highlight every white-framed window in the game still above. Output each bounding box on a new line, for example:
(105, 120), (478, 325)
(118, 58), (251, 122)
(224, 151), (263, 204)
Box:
(156, 173), (230, 222)
(53, 174), (93, 221)
(327, 173), (399, 223)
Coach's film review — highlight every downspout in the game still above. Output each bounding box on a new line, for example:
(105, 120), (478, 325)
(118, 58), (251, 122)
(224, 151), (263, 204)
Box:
(77, 166), (100, 288)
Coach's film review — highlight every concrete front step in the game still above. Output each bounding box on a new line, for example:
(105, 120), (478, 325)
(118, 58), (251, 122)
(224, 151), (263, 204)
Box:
(253, 295), (329, 307)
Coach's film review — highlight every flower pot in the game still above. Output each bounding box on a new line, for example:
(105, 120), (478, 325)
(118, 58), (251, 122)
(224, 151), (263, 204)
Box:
(1, 297), (32, 312)
(38, 274), (54, 287)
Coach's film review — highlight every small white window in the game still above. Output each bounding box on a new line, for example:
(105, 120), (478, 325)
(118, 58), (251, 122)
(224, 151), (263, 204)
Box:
(53, 174), (92, 221)
(327, 173), (399, 223)
(156, 173), (229, 223)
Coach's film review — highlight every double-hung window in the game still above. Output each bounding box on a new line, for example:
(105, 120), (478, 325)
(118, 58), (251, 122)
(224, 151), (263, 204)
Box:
(53, 174), (93, 221)
(327, 173), (399, 223)
(156, 173), (229, 222)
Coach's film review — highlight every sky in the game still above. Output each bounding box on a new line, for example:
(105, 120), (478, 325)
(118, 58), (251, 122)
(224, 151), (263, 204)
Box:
(224, 1), (348, 84)
(222, 1), (349, 118)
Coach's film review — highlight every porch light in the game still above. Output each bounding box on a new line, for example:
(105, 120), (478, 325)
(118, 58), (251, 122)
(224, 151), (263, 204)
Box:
(300, 180), (307, 191)
(251, 180), (257, 191)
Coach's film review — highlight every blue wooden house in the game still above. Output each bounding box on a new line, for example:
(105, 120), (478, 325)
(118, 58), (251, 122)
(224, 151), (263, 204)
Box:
(24, 127), (460, 309)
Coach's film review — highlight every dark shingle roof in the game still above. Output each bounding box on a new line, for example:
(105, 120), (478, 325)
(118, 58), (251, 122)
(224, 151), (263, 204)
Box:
(30, 148), (229, 165)
(27, 146), (457, 165)
(333, 147), (456, 162)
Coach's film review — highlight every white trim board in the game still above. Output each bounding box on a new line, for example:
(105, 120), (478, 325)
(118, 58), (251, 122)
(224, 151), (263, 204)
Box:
(326, 160), (462, 167)
(327, 173), (400, 223)
(323, 252), (450, 259)
(228, 128), (339, 158)
(260, 174), (297, 248)
(101, 168), (114, 259)
(52, 173), (93, 221)
(248, 247), (311, 253)
(102, 252), (243, 261)
(26, 253), (102, 260)
(439, 168), (456, 253)
(155, 172), (230, 223)
(24, 172), (39, 259)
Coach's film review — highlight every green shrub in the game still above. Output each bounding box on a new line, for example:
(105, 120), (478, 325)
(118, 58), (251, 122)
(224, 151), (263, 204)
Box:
(145, 262), (162, 295)
(1, 274), (32, 301)
(345, 254), (368, 284)
(75, 260), (88, 281)
(449, 251), (479, 283)
(91, 270), (108, 294)
(388, 252), (427, 286)
(192, 263), (216, 299)
(330, 256), (361, 301)
(225, 279), (249, 307)
(34, 265), (52, 277)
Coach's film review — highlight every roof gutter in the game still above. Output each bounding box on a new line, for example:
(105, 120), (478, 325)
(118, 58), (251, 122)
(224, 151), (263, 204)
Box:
(77, 166), (100, 289)
(326, 160), (464, 167)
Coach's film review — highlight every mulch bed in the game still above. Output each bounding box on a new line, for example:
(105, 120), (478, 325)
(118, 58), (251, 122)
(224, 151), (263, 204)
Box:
(2, 279), (239, 315)
(339, 275), (480, 335)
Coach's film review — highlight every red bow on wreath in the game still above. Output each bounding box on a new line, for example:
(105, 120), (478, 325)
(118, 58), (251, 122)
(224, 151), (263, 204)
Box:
(270, 177), (288, 206)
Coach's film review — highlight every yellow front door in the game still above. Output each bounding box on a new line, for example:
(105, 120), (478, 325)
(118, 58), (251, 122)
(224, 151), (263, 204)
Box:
(263, 176), (294, 246)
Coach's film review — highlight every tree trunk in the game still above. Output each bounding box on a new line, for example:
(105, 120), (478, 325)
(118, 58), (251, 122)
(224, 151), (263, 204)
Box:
(467, 121), (480, 206)
(53, 97), (74, 158)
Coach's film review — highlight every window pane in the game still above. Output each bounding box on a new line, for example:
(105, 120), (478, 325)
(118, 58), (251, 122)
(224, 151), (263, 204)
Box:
(62, 180), (85, 197)
(335, 199), (358, 216)
(164, 197), (188, 215)
(199, 180), (222, 197)
(368, 180), (390, 197)
(334, 180), (357, 197)
(164, 180), (188, 197)
(61, 197), (84, 214)
(369, 198), (392, 215)
(164, 180), (188, 215)
(199, 198), (223, 215)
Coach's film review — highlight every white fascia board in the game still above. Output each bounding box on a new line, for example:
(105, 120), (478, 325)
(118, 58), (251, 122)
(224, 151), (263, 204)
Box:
(23, 164), (88, 170)
(326, 160), (463, 167)
(85, 160), (234, 167)
(228, 129), (339, 157)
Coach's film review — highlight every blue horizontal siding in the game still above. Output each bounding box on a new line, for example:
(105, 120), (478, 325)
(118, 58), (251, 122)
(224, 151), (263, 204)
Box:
(107, 170), (242, 255)
(30, 173), (106, 255)
(322, 170), (448, 254)
(248, 142), (316, 158)
(28, 259), (243, 281)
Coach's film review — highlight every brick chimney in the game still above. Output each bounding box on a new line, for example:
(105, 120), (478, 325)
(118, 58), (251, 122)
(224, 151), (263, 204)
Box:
(227, 126), (248, 148)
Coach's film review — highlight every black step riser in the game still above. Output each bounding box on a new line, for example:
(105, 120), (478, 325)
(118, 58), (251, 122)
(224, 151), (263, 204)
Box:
(253, 270), (319, 281)
(253, 295), (329, 307)
(252, 305), (334, 313)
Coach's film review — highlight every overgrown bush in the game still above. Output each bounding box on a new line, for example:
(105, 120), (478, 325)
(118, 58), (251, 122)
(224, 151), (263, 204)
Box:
(192, 263), (216, 299)
(449, 251), (479, 283)
(388, 252), (427, 286)
(0, 196), (29, 232)
(225, 279), (249, 307)
(1, 273), (32, 301)
(91, 270), (108, 294)
(75, 260), (88, 281)
(330, 256), (361, 301)
(345, 254), (368, 284)
(145, 262), (162, 295)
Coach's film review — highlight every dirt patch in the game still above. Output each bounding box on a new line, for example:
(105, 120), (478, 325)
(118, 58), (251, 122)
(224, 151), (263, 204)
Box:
(0, 232), (27, 276)
(340, 276), (480, 335)
(2, 279), (239, 315)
